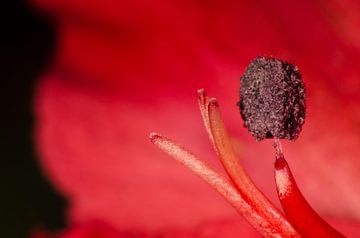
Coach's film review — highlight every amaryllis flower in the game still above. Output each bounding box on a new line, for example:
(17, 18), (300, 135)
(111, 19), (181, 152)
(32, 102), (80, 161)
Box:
(31, 0), (360, 237)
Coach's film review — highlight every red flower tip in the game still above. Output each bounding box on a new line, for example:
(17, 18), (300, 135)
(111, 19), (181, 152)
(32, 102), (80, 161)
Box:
(208, 97), (219, 107)
(197, 88), (205, 96)
(149, 132), (161, 143)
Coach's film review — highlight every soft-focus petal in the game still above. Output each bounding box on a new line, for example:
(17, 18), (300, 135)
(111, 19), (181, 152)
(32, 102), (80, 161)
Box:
(35, 76), (242, 231)
(33, 0), (360, 236)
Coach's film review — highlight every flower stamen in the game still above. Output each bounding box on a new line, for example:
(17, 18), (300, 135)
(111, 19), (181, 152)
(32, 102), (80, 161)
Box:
(274, 141), (346, 238)
(150, 89), (302, 237)
(150, 132), (298, 237)
(206, 95), (299, 237)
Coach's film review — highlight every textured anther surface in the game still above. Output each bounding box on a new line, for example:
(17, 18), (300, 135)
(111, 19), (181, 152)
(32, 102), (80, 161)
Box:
(239, 57), (306, 141)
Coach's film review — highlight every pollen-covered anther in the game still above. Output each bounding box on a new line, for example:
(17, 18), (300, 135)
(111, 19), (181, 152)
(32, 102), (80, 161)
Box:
(239, 57), (306, 141)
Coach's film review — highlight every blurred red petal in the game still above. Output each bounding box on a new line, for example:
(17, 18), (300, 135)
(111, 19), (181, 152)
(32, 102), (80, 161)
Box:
(33, 0), (360, 236)
(35, 76), (240, 231)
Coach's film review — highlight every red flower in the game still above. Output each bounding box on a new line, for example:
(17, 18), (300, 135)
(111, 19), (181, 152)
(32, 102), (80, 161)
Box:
(32, 0), (360, 236)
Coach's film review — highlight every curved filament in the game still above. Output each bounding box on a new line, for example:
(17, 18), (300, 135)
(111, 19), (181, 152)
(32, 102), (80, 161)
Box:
(274, 142), (346, 238)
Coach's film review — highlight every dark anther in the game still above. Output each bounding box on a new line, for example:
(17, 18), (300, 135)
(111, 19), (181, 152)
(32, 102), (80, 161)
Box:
(239, 56), (306, 141)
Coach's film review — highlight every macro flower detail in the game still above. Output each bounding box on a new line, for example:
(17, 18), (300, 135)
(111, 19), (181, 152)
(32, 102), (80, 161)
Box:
(151, 88), (345, 237)
(31, 0), (360, 237)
